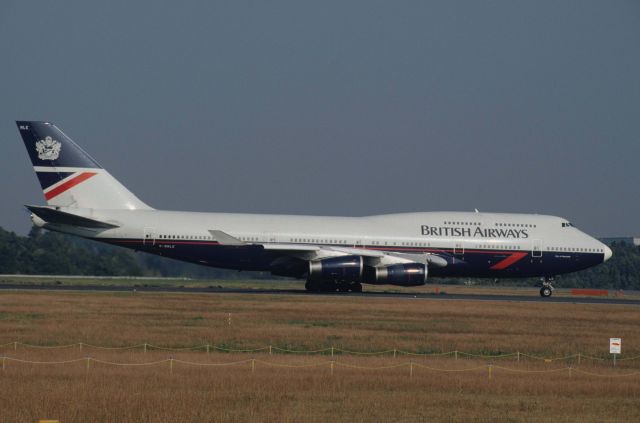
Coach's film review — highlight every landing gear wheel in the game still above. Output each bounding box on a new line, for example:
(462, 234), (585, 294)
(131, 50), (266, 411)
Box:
(306, 279), (362, 293)
(306, 280), (340, 292)
(337, 283), (350, 292)
(540, 286), (552, 297)
(342, 282), (363, 293)
(539, 277), (555, 298)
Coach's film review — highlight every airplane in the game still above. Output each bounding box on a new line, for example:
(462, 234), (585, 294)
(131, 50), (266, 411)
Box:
(16, 121), (612, 297)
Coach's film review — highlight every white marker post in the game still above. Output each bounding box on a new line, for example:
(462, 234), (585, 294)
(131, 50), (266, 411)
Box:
(610, 338), (622, 366)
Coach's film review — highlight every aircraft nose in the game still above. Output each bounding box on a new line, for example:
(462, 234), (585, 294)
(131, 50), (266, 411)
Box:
(603, 245), (613, 262)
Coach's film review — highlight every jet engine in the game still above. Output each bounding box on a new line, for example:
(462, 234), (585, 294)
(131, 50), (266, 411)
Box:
(308, 256), (363, 283)
(365, 263), (427, 286)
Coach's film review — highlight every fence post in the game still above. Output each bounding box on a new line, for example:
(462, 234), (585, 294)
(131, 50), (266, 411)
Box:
(393, 348), (396, 359)
(454, 350), (458, 360)
(330, 361), (334, 376)
(79, 342), (83, 353)
(144, 343), (147, 354)
(170, 357), (173, 375)
(206, 344), (210, 354)
(488, 364), (492, 380)
(409, 361), (414, 378)
(331, 347), (334, 358)
(517, 351), (520, 363)
(269, 345), (272, 355)
(577, 353), (581, 365)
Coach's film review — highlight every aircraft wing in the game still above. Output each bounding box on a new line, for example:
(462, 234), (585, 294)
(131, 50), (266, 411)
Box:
(208, 230), (246, 246)
(262, 243), (448, 268)
(208, 229), (448, 268)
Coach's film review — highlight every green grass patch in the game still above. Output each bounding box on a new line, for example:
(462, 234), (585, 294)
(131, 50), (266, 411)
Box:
(0, 312), (45, 321)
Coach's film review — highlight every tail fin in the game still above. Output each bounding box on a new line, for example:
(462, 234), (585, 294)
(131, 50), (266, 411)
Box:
(16, 121), (152, 210)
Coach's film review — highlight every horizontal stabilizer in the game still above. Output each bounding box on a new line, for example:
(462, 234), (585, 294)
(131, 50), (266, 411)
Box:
(26, 205), (119, 229)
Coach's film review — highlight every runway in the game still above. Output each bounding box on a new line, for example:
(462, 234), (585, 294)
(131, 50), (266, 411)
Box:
(1, 283), (638, 305)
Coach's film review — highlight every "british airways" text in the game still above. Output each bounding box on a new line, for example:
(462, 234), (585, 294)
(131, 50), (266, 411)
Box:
(420, 225), (529, 239)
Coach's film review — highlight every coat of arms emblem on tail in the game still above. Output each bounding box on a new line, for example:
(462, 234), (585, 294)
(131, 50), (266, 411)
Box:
(35, 136), (61, 160)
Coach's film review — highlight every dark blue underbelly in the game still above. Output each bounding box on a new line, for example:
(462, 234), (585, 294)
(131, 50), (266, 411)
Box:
(103, 238), (603, 279)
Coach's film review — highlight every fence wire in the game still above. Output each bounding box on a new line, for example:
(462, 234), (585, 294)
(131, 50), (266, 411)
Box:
(1, 356), (639, 378)
(0, 341), (635, 364)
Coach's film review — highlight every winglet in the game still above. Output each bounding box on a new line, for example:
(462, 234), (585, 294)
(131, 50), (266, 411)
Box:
(208, 230), (246, 246)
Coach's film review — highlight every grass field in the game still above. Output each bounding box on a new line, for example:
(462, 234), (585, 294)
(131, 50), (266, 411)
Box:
(2, 275), (639, 300)
(0, 290), (639, 422)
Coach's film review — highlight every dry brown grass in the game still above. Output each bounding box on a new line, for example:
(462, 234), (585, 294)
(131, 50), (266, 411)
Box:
(0, 291), (639, 422)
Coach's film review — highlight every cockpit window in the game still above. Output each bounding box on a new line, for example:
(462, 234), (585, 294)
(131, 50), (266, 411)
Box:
(561, 222), (574, 228)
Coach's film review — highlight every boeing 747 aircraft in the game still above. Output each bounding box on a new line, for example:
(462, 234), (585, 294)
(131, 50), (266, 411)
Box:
(16, 121), (612, 297)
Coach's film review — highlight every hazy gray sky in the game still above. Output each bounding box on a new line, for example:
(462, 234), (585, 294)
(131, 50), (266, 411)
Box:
(1, 1), (638, 237)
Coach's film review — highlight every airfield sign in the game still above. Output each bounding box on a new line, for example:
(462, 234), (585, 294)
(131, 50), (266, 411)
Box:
(610, 338), (622, 354)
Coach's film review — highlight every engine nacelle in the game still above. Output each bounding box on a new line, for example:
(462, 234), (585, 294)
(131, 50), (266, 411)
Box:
(270, 257), (308, 278)
(308, 256), (363, 282)
(366, 263), (427, 286)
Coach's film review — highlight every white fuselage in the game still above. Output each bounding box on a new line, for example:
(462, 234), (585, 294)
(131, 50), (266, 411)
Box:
(40, 208), (611, 279)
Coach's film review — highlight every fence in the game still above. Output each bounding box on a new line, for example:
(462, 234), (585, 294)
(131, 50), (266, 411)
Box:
(1, 341), (638, 363)
(1, 355), (639, 379)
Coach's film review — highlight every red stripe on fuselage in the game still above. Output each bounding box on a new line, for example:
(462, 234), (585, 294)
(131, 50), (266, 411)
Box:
(490, 252), (528, 270)
(44, 172), (97, 200)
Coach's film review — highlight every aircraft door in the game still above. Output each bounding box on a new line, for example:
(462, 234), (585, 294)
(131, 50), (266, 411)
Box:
(143, 227), (156, 246)
(453, 242), (464, 257)
(531, 239), (542, 258)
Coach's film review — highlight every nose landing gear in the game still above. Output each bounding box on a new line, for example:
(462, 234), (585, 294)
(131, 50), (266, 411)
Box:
(540, 277), (555, 297)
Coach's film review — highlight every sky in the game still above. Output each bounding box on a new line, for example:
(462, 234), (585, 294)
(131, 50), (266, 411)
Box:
(1, 1), (639, 237)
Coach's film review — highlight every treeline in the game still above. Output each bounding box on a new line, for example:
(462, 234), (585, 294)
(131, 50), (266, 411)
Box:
(437, 242), (640, 290)
(0, 226), (266, 280)
(554, 242), (640, 290)
(0, 226), (639, 289)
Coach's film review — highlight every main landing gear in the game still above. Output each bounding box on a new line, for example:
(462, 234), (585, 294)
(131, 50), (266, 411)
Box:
(305, 280), (363, 293)
(540, 277), (555, 298)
